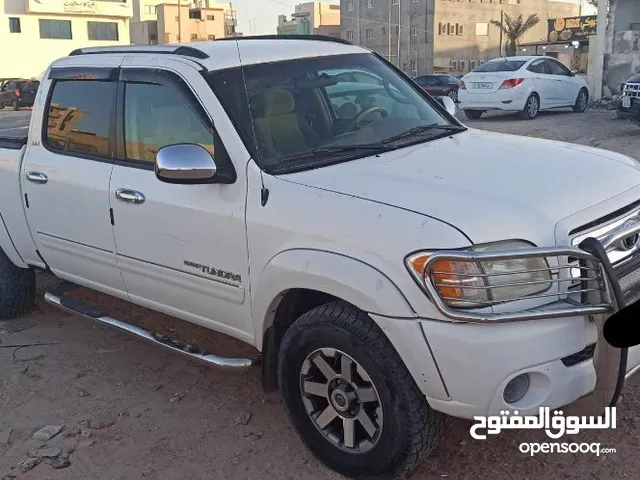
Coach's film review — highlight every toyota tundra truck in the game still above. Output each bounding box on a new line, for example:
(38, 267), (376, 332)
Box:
(1, 37), (639, 478)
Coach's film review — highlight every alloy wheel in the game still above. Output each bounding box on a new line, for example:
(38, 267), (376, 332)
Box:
(579, 91), (588, 111)
(299, 348), (383, 454)
(527, 96), (539, 118)
(448, 90), (458, 102)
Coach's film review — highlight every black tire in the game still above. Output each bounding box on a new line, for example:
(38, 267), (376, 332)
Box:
(521, 93), (540, 120)
(573, 88), (589, 113)
(12, 99), (20, 111)
(278, 302), (444, 478)
(0, 248), (36, 319)
(464, 109), (483, 120)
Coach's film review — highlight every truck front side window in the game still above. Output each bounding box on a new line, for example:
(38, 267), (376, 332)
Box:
(123, 82), (215, 164)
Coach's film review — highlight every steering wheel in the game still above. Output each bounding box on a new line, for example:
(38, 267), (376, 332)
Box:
(346, 105), (389, 132)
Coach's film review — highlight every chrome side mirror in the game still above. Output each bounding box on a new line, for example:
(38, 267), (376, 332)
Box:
(438, 95), (458, 116)
(155, 144), (217, 184)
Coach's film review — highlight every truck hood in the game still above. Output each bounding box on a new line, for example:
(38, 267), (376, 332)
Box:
(282, 129), (640, 246)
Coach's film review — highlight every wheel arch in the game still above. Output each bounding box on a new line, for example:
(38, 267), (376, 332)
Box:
(255, 248), (418, 391)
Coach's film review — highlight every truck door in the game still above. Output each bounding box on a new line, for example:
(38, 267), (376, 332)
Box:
(21, 64), (127, 295)
(109, 57), (253, 342)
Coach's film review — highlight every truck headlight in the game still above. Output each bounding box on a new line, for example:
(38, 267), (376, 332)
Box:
(406, 241), (553, 308)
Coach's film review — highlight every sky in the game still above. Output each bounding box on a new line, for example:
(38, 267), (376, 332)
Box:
(231, 0), (593, 38)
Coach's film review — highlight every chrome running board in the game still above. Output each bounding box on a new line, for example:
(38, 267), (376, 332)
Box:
(44, 290), (259, 368)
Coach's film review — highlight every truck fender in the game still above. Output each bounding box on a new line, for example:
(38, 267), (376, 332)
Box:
(254, 248), (416, 345)
(255, 249), (450, 399)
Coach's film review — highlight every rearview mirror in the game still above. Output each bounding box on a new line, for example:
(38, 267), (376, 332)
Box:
(570, 70), (577, 77)
(437, 95), (458, 116)
(155, 144), (217, 184)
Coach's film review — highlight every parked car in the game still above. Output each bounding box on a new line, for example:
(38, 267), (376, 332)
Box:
(414, 74), (461, 102)
(458, 56), (589, 120)
(1, 37), (639, 478)
(0, 79), (40, 110)
(617, 74), (640, 123)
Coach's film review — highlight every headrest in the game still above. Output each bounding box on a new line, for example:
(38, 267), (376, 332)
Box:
(251, 89), (296, 117)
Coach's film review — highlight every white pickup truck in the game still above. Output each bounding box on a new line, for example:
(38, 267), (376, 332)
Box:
(1, 36), (639, 478)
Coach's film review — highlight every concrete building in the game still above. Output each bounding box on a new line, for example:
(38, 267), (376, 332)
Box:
(340, 0), (578, 77)
(277, 2), (340, 36)
(434, 0), (578, 75)
(1, 0), (134, 79)
(129, 0), (238, 45)
(601, 0), (640, 96)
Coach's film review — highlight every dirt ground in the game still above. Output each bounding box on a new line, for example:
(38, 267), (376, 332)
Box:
(2, 108), (640, 480)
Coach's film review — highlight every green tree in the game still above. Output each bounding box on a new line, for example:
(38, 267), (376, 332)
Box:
(490, 14), (540, 57)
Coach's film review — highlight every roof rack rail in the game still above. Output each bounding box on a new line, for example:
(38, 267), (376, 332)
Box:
(214, 34), (353, 46)
(68, 45), (209, 60)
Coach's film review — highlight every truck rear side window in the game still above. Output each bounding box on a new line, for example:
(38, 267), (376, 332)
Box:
(44, 80), (115, 159)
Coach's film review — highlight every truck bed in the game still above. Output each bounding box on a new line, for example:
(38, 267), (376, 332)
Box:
(0, 139), (37, 268)
(0, 136), (28, 150)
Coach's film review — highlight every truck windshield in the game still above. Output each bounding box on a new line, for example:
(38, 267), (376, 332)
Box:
(207, 53), (461, 174)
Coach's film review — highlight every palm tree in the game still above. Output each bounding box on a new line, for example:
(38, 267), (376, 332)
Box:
(490, 14), (540, 57)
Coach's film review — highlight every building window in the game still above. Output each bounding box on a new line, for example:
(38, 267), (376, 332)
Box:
(144, 5), (157, 14)
(392, 0), (399, 4)
(347, 0), (354, 11)
(448, 23), (455, 35)
(475, 22), (489, 36)
(87, 22), (119, 41)
(9, 17), (20, 33)
(395, 25), (399, 35)
(208, 34), (216, 40)
(346, 30), (354, 40)
(456, 24), (464, 35)
(365, 28), (374, 40)
(189, 10), (202, 19)
(410, 60), (416, 71)
(45, 80), (116, 158)
(39, 20), (72, 39)
(411, 24), (417, 36)
(190, 33), (198, 40)
(438, 22), (446, 35)
(207, 15), (215, 20)
(367, 0), (374, 8)
(460, 60), (465, 71)
(381, 27), (386, 36)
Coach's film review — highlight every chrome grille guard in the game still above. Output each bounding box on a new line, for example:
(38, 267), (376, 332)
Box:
(421, 242), (620, 323)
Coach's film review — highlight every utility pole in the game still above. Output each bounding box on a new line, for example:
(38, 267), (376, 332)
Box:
(408, 12), (411, 72)
(388, 0), (391, 61)
(177, 0), (182, 43)
(499, 10), (504, 56)
(357, 0), (361, 44)
(397, 0), (401, 68)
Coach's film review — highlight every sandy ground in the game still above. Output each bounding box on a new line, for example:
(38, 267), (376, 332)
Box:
(2, 108), (640, 480)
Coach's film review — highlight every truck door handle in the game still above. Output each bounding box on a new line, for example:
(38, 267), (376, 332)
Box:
(26, 171), (48, 184)
(115, 188), (145, 205)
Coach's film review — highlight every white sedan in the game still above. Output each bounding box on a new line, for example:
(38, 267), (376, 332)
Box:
(458, 56), (590, 120)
